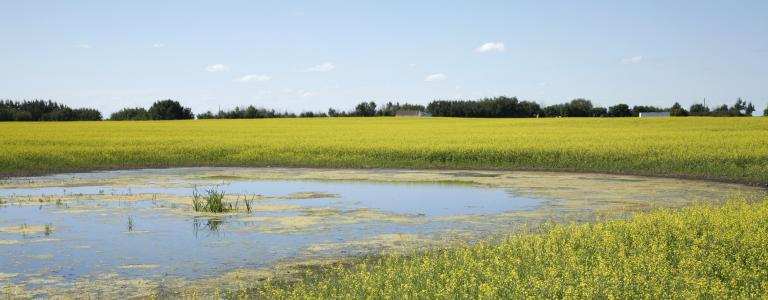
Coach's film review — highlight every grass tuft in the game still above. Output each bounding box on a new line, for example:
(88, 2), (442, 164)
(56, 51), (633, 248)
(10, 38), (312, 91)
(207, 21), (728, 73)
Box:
(192, 186), (232, 213)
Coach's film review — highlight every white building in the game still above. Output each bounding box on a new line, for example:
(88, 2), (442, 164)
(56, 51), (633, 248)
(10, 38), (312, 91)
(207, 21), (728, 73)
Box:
(638, 112), (671, 118)
(395, 110), (431, 117)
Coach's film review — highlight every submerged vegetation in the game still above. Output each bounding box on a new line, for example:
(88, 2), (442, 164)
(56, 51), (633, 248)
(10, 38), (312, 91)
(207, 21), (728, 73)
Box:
(250, 199), (768, 299)
(1, 118), (767, 184)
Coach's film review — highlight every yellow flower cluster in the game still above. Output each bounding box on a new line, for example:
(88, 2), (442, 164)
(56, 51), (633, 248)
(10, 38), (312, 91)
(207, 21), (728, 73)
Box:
(254, 199), (768, 299)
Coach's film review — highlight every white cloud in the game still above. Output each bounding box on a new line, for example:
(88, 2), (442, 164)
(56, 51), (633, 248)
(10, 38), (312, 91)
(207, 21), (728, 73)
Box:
(206, 64), (230, 72)
(424, 73), (448, 82)
(152, 43), (165, 48)
(301, 91), (317, 97)
(621, 56), (643, 64)
(75, 44), (92, 49)
(304, 62), (336, 72)
(476, 42), (505, 53)
(238, 74), (272, 82)
(408, 63), (417, 68)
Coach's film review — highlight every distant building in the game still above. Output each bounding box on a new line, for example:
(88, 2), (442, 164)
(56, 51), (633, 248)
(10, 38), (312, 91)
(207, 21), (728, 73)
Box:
(639, 112), (671, 118)
(395, 110), (431, 117)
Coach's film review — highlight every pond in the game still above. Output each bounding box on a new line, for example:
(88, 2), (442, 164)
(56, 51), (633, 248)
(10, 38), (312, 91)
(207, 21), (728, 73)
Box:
(0, 168), (763, 298)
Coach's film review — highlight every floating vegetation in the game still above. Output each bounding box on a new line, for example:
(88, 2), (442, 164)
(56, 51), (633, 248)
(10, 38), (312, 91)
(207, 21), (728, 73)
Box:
(118, 264), (160, 269)
(192, 186), (232, 213)
(0, 224), (51, 236)
(280, 192), (339, 200)
(44, 224), (53, 236)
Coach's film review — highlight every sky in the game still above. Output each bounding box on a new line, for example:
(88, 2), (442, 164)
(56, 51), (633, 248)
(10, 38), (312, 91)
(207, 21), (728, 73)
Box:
(1, 0), (767, 116)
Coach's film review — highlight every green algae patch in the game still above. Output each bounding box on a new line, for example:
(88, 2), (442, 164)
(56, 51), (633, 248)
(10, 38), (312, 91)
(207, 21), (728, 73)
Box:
(0, 224), (51, 236)
(248, 204), (302, 211)
(238, 208), (427, 233)
(119, 264), (161, 269)
(25, 254), (53, 260)
(277, 192), (339, 200)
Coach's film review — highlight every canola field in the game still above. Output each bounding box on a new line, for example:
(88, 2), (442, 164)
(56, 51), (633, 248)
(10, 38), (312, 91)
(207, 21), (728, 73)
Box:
(1, 117), (767, 184)
(250, 199), (768, 299)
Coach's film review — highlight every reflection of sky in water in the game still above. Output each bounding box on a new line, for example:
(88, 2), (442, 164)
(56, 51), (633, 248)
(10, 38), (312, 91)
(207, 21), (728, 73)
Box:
(0, 178), (540, 287)
(0, 180), (541, 217)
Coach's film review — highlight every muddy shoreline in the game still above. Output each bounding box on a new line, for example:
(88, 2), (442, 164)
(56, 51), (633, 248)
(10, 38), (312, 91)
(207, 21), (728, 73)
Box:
(1, 163), (766, 189)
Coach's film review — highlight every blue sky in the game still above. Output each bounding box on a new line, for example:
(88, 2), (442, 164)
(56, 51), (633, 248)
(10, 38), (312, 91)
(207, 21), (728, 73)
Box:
(1, 0), (766, 115)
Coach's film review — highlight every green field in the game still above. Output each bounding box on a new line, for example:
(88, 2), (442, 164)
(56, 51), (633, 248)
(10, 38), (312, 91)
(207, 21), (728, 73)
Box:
(1, 117), (767, 185)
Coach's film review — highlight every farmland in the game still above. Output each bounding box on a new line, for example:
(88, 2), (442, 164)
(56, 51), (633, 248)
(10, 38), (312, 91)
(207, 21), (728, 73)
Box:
(1, 117), (767, 184)
(2, 117), (768, 298)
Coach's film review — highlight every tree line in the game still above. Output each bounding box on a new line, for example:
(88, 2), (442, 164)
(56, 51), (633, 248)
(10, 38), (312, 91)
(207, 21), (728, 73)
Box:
(195, 102), (426, 119)
(109, 100), (194, 120)
(0, 100), (102, 121)
(429, 97), (760, 118)
(1, 97), (765, 122)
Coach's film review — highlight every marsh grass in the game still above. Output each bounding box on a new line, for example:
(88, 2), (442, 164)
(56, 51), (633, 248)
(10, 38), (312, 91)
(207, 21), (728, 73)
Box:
(192, 186), (232, 213)
(243, 195), (256, 213)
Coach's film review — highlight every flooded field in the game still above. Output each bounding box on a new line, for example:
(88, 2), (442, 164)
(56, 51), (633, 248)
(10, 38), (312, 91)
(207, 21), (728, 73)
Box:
(0, 168), (764, 298)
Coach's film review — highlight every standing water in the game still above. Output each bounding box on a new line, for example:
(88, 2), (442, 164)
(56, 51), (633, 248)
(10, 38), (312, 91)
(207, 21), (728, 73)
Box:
(0, 168), (763, 297)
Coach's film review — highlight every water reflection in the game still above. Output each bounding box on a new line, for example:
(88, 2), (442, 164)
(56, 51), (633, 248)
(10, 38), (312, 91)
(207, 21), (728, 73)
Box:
(193, 217), (225, 238)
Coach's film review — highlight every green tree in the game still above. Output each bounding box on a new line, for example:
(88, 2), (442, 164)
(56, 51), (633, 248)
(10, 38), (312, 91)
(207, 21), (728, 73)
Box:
(354, 101), (377, 117)
(565, 99), (594, 117)
(734, 98), (746, 112)
(608, 104), (632, 117)
(590, 107), (607, 117)
(13, 111), (33, 121)
(0, 108), (14, 121)
(110, 108), (150, 120)
(148, 99), (194, 120)
(689, 103), (710, 116)
(670, 102), (689, 116)
(745, 102), (755, 116)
